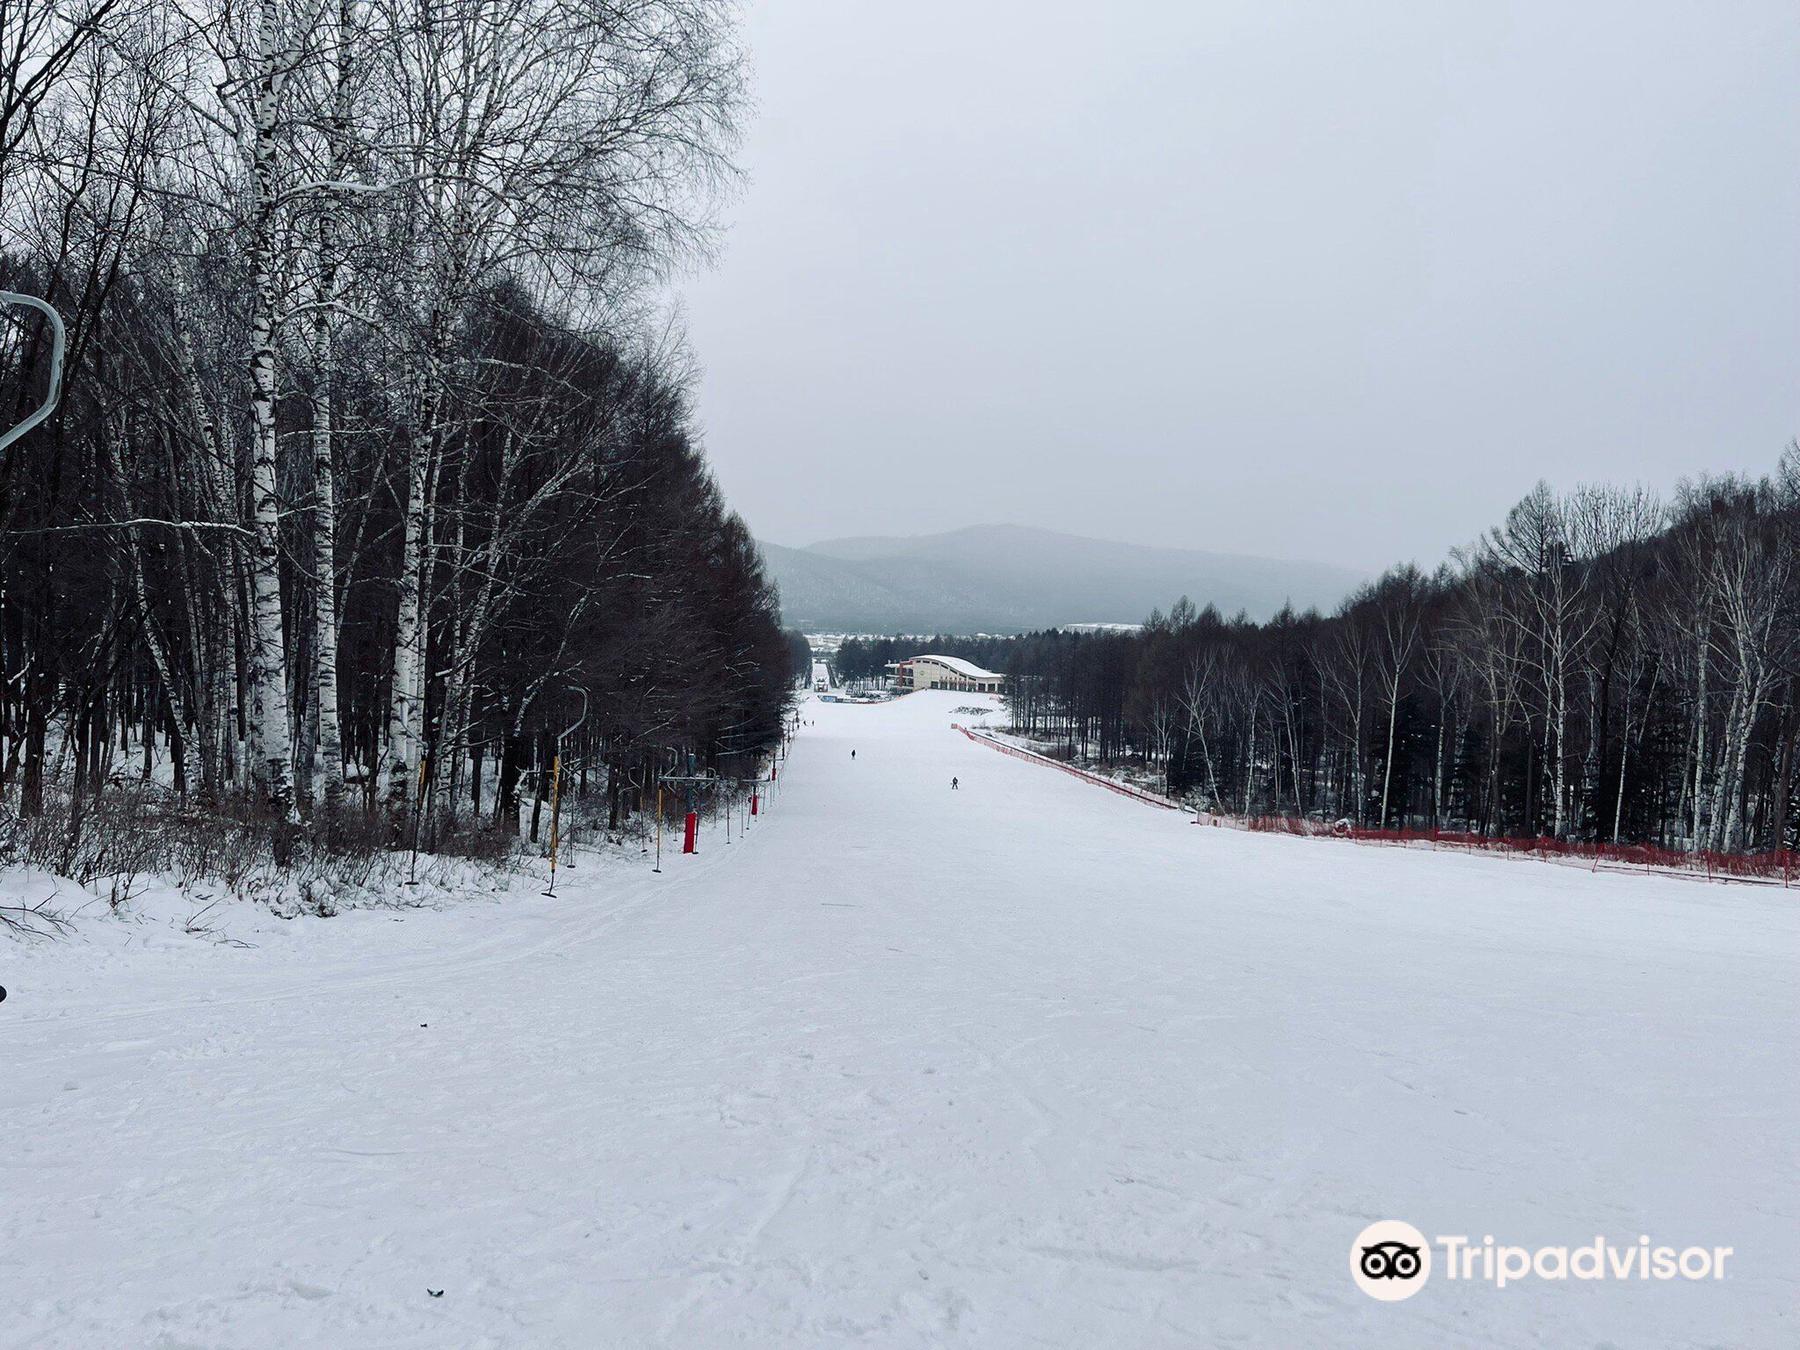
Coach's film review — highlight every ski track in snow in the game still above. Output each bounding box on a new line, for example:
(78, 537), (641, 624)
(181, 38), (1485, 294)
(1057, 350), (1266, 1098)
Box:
(3, 691), (1796, 1347)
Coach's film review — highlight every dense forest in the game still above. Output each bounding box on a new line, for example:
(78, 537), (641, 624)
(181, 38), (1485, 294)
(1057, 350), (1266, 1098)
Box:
(843, 469), (1800, 857)
(0, 0), (797, 871)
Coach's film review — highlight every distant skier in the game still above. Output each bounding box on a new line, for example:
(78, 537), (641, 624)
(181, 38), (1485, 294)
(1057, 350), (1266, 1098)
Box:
(951, 777), (959, 790)
(851, 749), (856, 760)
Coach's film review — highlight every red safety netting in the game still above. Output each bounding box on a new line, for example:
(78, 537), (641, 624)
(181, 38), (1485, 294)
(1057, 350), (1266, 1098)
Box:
(953, 725), (1793, 887)
(1229, 814), (1795, 886)
(952, 725), (1181, 811)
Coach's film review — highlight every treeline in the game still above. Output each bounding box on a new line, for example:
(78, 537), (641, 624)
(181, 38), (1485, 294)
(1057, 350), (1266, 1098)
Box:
(1006, 470), (1799, 854)
(0, 0), (794, 861)
(782, 632), (815, 688)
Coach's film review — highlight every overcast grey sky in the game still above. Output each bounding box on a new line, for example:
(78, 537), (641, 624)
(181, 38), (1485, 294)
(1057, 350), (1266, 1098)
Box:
(679, 0), (1799, 571)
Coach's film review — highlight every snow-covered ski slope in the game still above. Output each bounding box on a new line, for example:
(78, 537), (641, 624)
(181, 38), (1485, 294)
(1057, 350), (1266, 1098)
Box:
(5, 690), (1796, 1347)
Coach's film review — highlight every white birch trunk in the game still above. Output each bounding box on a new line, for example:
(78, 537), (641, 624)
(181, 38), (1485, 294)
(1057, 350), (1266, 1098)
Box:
(1380, 693), (1398, 828)
(245, 0), (298, 827)
(1690, 616), (1709, 850)
(309, 335), (346, 810)
(308, 0), (355, 814)
(385, 416), (432, 816)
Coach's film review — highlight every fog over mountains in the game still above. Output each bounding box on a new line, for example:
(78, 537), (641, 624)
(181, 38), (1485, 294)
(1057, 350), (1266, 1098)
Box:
(759, 525), (1364, 634)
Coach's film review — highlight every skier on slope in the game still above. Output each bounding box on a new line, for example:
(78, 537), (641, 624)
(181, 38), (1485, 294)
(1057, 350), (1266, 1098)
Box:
(851, 749), (856, 760)
(951, 777), (959, 790)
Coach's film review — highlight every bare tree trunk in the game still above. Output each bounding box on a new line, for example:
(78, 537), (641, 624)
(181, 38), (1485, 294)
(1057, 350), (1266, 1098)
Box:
(1772, 690), (1797, 853)
(244, 0), (299, 849)
(1432, 711), (1445, 829)
(1380, 693), (1399, 828)
(308, 344), (346, 812)
(307, 6), (354, 816)
(106, 417), (197, 795)
(1690, 616), (1709, 850)
(385, 329), (441, 821)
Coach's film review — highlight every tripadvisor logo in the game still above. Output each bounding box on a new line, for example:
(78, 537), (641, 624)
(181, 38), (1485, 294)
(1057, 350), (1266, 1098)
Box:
(1350, 1221), (1733, 1301)
(1351, 1220), (1431, 1301)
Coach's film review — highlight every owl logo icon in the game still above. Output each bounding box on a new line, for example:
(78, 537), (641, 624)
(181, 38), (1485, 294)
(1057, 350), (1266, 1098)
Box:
(1350, 1221), (1431, 1300)
(1360, 1240), (1423, 1281)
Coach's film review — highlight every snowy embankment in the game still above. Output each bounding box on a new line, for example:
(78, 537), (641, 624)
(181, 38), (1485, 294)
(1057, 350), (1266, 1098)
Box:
(3, 691), (1796, 1347)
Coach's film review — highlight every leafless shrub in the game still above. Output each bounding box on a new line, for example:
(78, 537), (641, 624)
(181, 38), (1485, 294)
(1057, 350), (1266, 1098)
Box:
(0, 779), (525, 919)
(0, 890), (74, 940)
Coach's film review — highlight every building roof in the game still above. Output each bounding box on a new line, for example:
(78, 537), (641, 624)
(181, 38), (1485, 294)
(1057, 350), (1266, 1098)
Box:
(906, 654), (1003, 680)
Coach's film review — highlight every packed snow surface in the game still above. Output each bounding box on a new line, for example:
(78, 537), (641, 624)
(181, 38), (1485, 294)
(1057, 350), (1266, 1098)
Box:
(4, 692), (1796, 1347)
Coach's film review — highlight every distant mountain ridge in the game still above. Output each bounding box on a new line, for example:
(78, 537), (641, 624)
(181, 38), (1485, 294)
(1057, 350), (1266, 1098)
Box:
(758, 524), (1362, 633)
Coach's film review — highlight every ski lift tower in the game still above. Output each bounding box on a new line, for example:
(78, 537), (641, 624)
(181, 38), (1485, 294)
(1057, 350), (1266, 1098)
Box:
(0, 293), (65, 455)
(658, 763), (720, 859)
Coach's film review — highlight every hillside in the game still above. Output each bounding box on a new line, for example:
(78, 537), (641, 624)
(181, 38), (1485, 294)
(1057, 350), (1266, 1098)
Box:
(760, 524), (1363, 632)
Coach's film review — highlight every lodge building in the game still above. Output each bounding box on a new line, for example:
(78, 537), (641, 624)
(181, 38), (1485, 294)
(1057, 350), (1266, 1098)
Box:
(886, 654), (1006, 695)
